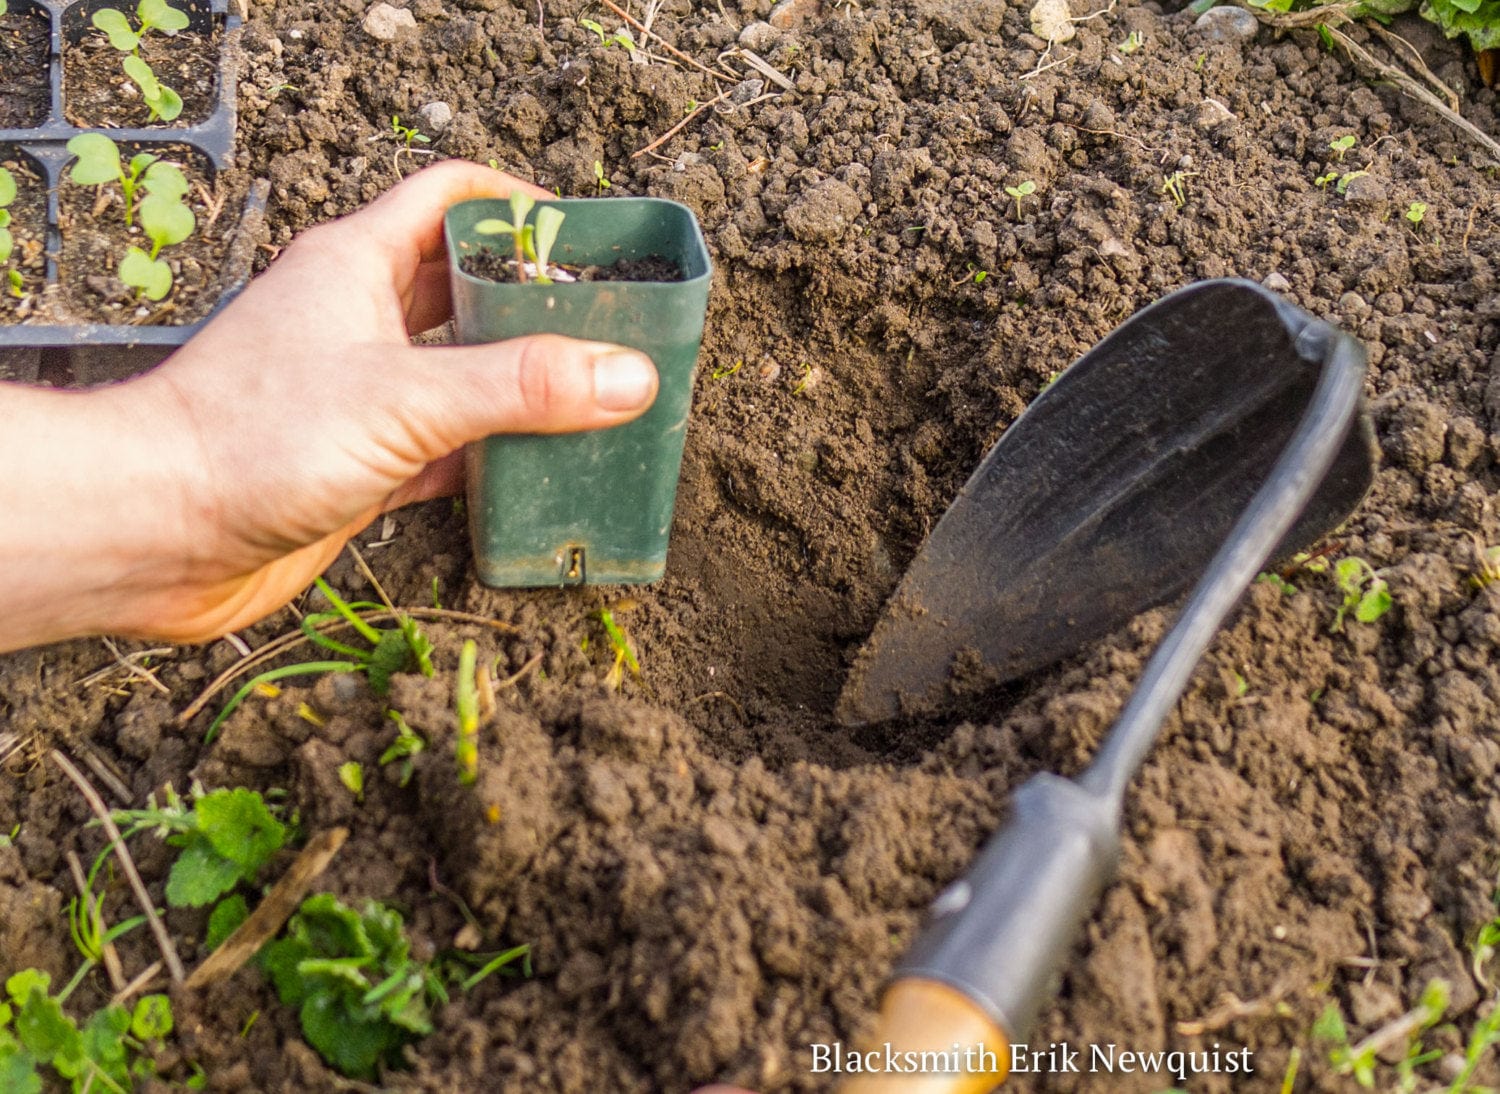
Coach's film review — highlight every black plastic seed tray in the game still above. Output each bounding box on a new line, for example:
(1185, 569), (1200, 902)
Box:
(0, 0), (253, 384)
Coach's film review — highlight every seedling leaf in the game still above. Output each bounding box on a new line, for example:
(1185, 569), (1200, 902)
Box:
(149, 84), (184, 122)
(0, 229), (12, 267)
(66, 134), (122, 187)
(0, 169), (15, 207)
(532, 206), (565, 282)
(139, 194), (195, 251)
(206, 894), (250, 949)
(92, 7), (141, 50)
(139, 0), (190, 31)
(118, 246), (173, 300)
(122, 53), (160, 97)
(195, 787), (287, 873)
(143, 161), (190, 201)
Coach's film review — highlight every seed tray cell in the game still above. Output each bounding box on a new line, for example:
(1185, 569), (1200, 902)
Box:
(0, 0), (250, 384)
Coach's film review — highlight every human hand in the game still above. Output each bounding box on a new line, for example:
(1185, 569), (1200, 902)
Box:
(0, 161), (658, 652)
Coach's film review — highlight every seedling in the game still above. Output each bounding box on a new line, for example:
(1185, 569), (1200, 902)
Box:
(92, 0), (190, 122)
(120, 162), (195, 301)
(257, 893), (528, 1079)
(1405, 200), (1427, 226)
(0, 167), (14, 271)
(577, 17), (636, 53)
(65, 133), (178, 229)
(206, 577), (435, 741)
(109, 784), (287, 908)
(65, 854), (147, 999)
(455, 639), (479, 784)
(1312, 980), (1448, 1090)
(379, 710), (426, 787)
(1004, 179), (1036, 219)
(122, 54), (183, 122)
(593, 159), (611, 194)
(1315, 171), (1339, 189)
(1118, 29), (1144, 52)
(1330, 556), (1390, 633)
(338, 761), (365, 803)
(92, 0), (189, 52)
(592, 608), (640, 690)
(474, 192), (567, 284)
(390, 114), (430, 150)
(1, 968), (171, 1092)
(1160, 170), (1197, 207)
(1329, 134), (1357, 161)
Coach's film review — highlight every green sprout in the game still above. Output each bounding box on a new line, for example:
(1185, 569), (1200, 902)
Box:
(65, 856), (147, 1000)
(91, 0), (189, 52)
(1160, 170), (1196, 207)
(119, 162), (195, 301)
(455, 640), (479, 785)
(390, 115), (430, 149)
(1329, 134), (1357, 161)
(1315, 171), (1338, 188)
(1330, 556), (1391, 633)
(65, 133), (172, 227)
(474, 193), (567, 284)
(576, 17), (635, 52)
(592, 608), (640, 690)
(122, 54), (183, 122)
(338, 761), (365, 803)
(0, 166), (15, 271)
(378, 710), (426, 788)
(1118, 29), (1144, 52)
(1004, 179), (1036, 219)
(1405, 200), (1427, 226)
(593, 159), (611, 194)
(578, 16), (607, 40)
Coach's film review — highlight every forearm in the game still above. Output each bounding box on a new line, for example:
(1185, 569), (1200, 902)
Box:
(0, 378), (195, 652)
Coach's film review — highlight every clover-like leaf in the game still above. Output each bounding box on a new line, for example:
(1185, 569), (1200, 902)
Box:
(129, 995), (173, 1042)
(91, 7), (141, 51)
(140, 194), (195, 250)
(66, 133), (122, 187)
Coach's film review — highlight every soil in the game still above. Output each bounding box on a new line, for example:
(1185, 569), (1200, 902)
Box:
(460, 248), (687, 282)
(0, 150), (49, 320)
(62, 25), (222, 129)
(55, 146), (246, 325)
(4, 0), (1500, 1092)
(0, 2), (51, 129)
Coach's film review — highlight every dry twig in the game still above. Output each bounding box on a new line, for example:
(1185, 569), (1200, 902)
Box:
(598, 0), (737, 82)
(186, 828), (347, 990)
(633, 87), (733, 158)
(51, 750), (186, 985)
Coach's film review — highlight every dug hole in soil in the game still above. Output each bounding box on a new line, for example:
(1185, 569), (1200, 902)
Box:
(4, 0), (1500, 1089)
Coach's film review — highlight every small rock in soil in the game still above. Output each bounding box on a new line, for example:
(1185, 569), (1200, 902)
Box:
(738, 20), (781, 51)
(1262, 271), (1292, 293)
(1341, 172), (1388, 208)
(768, 0), (818, 31)
(361, 2), (416, 40)
(1193, 6), (1258, 41)
(1384, 399), (1448, 471)
(1193, 98), (1236, 134)
(417, 101), (454, 134)
(1029, 0), (1076, 44)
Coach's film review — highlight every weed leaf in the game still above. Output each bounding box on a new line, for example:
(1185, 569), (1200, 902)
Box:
(0, 169), (14, 207)
(165, 840), (242, 907)
(0, 1043), (41, 1094)
(195, 787), (286, 873)
(206, 894), (250, 950)
(129, 995), (172, 1042)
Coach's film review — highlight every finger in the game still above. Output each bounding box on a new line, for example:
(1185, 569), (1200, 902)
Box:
(328, 160), (552, 272)
(405, 258), (454, 334)
(374, 334), (660, 465)
(384, 450), (465, 510)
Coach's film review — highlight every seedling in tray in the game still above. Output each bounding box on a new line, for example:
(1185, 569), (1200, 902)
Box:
(67, 134), (197, 300)
(473, 192), (566, 284)
(0, 167), (15, 288)
(92, 0), (191, 122)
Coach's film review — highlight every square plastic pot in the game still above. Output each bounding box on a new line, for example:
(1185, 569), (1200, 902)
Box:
(445, 196), (713, 587)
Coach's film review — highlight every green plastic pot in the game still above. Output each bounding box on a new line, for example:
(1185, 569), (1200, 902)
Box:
(445, 196), (713, 587)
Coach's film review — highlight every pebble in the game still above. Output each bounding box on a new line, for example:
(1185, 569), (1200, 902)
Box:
(362, 2), (416, 40)
(1341, 172), (1388, 207)
(1193, 98), (1236, 134)
(417, 101), (453, 134)
(1193, 6), (1258, 41)
(738, 20), (780, 51)
(1262, 271), (1291, 293)
(768, 0), (818, 31)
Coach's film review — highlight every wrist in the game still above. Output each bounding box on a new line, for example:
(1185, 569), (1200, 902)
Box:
(0, 377), (202, 651)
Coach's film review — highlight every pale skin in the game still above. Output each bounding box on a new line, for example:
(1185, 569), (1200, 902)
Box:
(0, 161), (661, 654)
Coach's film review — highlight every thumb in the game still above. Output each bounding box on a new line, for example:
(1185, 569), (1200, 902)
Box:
(386, 333), (660, 461)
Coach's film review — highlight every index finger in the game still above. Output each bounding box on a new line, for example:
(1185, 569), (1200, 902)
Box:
(327, 160), (552, 272)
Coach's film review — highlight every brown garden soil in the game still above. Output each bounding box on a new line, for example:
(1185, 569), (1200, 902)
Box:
(54, 146), (247, 325)
(0, 1), (51, 129)
(5, 0), (1500, 1090)
(62, 25), (222, 129)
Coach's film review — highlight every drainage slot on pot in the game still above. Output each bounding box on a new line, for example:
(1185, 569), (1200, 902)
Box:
(562, 547), (586, 584)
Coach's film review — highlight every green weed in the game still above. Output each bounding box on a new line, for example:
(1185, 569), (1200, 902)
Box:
(455, 639), (479, 784)
(1004, 179), (1036, 219)
(1330, 556), (1391, 633)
